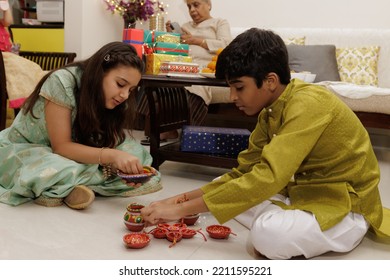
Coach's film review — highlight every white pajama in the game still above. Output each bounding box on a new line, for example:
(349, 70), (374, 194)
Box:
(235, 194), (369, 259)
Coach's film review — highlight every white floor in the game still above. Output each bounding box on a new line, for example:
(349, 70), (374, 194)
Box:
(0, 129), (389, 260)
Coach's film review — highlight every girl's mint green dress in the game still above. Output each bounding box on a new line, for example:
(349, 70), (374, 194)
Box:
(0, 67), (161, 206)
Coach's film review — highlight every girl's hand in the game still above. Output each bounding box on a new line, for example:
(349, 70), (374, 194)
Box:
(109, 149), (144, 175)
(122, 166), (157, 188)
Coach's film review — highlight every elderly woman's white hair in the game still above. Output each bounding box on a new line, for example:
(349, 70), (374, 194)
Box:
(184, 0), (212, 9)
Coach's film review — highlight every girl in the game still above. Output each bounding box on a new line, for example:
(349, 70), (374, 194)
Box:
(0, 42), (161, 209)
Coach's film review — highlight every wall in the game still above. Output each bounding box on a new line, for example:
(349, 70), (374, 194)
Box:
(64, 0), (390, 59)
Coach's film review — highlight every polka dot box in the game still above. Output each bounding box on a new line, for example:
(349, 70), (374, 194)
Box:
(180, 125), (251, 157)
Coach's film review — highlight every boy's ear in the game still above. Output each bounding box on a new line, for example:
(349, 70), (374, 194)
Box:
(265, 73), (279, 91)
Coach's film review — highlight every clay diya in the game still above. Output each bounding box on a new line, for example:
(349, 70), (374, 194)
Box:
(175, 194), (200, 226)
(179, 228), (197, 239)
(123, 233), (150, 249)
(180, 228), (208, 241)
(148, 227), (169, 239)
(166, 232), (183, 248)
(117, 166), (155, 184)
(180, 213), (200, 226)
(206, 225), (236, 239)
(123, 203), (145, 232)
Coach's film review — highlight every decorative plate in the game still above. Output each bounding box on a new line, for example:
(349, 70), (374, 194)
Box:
(117, 166), (155, 184)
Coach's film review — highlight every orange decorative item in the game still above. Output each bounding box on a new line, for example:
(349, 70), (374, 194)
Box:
(123, 233), (150, 249)
(123, 203), (145, 232)
(206, 225), (236, 239)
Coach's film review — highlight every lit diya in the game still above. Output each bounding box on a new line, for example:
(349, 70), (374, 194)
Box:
(117, 166), (155, 184)
(206, 225), (236, 239)
(123, 233), (150, 249)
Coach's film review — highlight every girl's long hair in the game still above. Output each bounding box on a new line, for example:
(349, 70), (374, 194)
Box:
(23, 42), (144, 148)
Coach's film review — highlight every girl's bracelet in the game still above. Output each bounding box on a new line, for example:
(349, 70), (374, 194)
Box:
(98, 147), (107, 166)
(99, 147), (113, 179)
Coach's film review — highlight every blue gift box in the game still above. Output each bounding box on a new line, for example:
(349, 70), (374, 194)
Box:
(180, 126), (251, 157)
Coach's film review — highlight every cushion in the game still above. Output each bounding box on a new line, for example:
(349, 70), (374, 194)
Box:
(287, 45), (341, 82)
(284, 36), (305, 45)
(2, 52), (46, 108)
(336, 46), (380, 86)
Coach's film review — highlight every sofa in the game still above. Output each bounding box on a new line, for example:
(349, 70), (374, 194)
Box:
(206, 27), (390, 130)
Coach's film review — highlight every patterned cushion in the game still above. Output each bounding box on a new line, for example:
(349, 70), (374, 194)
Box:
(336, 46), (380, 86)
(284, 36), (305, 45)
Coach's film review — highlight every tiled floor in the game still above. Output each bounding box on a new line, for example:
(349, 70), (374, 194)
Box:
(0, 129), (389, 260)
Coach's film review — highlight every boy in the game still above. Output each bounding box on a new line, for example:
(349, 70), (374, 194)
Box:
(141, 28), (389, 259)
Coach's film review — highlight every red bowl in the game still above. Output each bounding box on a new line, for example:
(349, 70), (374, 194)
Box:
(157, 223), (170, 229)
(166, 232), (183, 243)
(180, 228), (197, 239)
(181, 214), (200, 226)
(149, 227), (168, 239)
(206, 225), (232, 239)
(123, 233), (150, 249)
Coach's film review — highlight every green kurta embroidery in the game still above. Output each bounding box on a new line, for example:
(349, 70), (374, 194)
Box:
(202, 79), (389, 240)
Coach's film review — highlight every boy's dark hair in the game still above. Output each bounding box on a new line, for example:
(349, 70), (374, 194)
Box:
(23, 42), (144, 148)
(215, 28), (291, 87)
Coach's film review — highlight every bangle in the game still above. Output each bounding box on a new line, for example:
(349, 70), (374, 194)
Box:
(98, 147), (107, 166)
(102, 164), (113, 179)
(99, 147), (113, 179)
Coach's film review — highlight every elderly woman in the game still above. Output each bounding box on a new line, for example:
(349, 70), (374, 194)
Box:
(167, 0), (232, 74)
(140, 0), (233, 142)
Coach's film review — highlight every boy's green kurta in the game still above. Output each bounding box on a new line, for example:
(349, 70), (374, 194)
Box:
(202, 79), (390, 239)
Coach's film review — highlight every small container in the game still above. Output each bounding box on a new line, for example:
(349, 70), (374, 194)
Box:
(148, 227), (169, 239)
(181, 213), (200, 226)
(123, 203), (145, 232)
(123, 233), (150, 249)
(206, 225), (233, 239)
(180, 228), (197, 239)
(166, 232), (183, 243)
